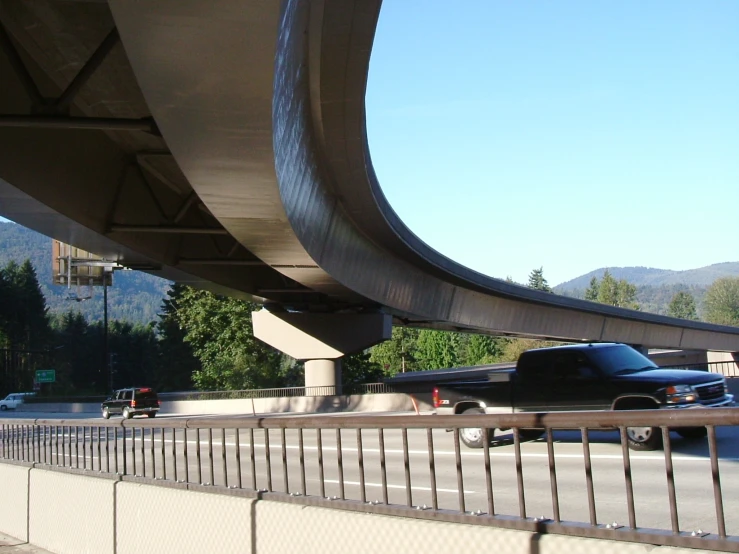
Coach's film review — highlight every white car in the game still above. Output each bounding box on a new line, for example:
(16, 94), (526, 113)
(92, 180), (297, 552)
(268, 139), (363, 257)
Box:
(0, 393), (35, 410)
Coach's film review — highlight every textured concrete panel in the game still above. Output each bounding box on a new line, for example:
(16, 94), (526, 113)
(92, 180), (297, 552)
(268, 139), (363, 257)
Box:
(254, 501), (703, 554)
(116, 482), (252, 554)
(0, 464), (29, 541)
(28, 469), (114, 554)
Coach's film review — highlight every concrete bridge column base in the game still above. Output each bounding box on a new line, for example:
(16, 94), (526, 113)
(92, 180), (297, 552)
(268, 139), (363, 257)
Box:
(252, 310), (392, 392)
(305, 359), (342, 395)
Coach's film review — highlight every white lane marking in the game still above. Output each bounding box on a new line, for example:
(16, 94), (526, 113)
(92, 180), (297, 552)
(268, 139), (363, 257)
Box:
(172, 440), (738, 463)
(323, 479), (474, 494)
(27, 435), (738, 463)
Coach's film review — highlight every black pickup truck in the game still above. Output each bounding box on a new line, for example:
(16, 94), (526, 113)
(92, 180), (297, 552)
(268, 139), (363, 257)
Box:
(433, 343), (734, 450)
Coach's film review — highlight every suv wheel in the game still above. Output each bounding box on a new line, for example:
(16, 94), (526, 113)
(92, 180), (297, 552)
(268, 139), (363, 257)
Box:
(0, 405), (6, 411)
(122, 407), (132, 419)
(102, 407), (110, 420)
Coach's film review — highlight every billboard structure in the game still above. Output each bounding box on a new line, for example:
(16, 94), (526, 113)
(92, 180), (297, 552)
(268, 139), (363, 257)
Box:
(52, 240), (120, 301)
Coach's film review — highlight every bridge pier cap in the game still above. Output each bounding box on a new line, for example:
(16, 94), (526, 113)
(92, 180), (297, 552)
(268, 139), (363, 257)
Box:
(252, 310), (392, 389)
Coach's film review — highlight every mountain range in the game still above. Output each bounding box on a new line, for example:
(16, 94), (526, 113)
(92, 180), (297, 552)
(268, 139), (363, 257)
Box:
(554, 263), (739, 292)
(0, 222), (169, 325)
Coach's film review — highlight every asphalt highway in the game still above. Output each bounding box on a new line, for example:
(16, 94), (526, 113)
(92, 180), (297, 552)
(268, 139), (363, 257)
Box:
(3, 411), (738, 537)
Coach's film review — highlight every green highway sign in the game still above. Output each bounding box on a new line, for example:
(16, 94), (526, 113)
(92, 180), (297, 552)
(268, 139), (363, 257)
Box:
(35, 369), (56, 383)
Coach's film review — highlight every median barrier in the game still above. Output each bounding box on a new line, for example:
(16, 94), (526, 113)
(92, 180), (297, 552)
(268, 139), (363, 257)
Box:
(19, 393), (433, 416)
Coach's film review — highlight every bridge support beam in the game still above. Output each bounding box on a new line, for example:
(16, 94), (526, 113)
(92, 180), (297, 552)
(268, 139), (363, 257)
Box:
(252, 310), (392, 393)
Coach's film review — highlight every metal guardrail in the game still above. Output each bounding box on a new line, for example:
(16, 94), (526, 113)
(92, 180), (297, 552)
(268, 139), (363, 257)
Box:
(1, 410), (738, 551)
(23, 383), (399, 404)
(676, 361), (739, 378)
(158, 382), (397, 401)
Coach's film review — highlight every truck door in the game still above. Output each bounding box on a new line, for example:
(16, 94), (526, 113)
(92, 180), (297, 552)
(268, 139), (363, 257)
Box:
(513, 365), (553, 412)
(546, 352), (611, 411)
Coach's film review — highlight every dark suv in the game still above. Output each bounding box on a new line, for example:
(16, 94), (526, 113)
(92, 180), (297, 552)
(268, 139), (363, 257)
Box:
(101, 387), (160, 419)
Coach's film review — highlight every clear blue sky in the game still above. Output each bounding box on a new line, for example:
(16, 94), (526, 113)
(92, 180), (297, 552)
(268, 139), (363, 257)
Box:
(366, 0), (739, 286)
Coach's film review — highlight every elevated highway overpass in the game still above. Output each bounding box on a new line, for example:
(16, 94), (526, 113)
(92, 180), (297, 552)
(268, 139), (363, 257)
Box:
(1, 0), (738, 389)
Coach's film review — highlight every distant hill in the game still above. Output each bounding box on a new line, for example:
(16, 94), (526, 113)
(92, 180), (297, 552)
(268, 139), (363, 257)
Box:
(0, 222), (170, 325)
(554, 262), (739, 318)
(555, 263), (739, 292)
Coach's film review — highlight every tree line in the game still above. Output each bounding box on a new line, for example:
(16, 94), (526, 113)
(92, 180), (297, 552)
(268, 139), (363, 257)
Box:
(2, 259), (739, 397)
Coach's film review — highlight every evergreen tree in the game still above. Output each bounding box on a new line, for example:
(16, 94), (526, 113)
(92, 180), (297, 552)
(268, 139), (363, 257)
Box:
(51, 311), (96, 394)
(584, 276), (599, 301)
(597, 270), (619, 305)
(527, 267), (552, 292)
(154, 284), (199, 391)
(0, 260), (52, 392)
(668, 291), (698, 321)
(104, 321), (159, 389)
(592, 270), (639, 309)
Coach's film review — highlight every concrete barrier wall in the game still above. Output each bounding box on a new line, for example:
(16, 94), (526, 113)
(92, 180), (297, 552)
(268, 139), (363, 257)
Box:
(29, 469), (115, 554)
(0, 463), (715, 554)
(20, 393), (433, 416)
(117, 482), (253, 554)
(0, 463), (29, 542)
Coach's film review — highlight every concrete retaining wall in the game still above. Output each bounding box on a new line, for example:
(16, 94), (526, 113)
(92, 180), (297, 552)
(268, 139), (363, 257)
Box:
(20, 393), (433, 416)
(0, 463), (29, 542)
(0, 462), (717, 554)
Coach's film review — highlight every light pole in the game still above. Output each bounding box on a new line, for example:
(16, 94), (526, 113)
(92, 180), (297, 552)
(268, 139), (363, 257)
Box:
(103, 268), (111, 393)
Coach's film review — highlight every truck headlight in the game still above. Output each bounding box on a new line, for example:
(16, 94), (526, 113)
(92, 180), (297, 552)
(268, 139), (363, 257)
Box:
(665, 384), (697, 404)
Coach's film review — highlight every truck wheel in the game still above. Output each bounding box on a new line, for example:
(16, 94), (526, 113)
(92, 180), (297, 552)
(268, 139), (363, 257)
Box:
(102, 407), (110, 420)
(676, 427), (707, 440)
(518, 429), (544, 441)
(459, 408), (492, 449)
(122, 407), (132, 420)
(626, 425), (662, 451)
(0, 405), (6, 411)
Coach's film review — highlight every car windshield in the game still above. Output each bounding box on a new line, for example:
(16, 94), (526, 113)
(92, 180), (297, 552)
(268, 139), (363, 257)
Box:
(587, 346), (658, 376)
(136, 391), (157, 399)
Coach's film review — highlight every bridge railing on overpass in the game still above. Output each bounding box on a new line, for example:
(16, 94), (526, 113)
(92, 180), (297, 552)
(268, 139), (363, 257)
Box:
(2, 410), (738, 551)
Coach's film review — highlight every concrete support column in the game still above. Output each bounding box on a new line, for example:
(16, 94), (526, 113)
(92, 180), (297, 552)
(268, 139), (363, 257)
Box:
(252, 310), (392, 391)
(305, 359), (342, 395)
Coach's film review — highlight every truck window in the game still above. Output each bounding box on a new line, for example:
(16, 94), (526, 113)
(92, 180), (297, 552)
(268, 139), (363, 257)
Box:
(587, 345), (658, 376)
(518, 352), (559, 382)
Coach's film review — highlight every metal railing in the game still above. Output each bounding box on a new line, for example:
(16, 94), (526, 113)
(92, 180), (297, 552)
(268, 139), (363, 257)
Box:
(158, 382), (397, 401)
(2, 409), (738, 551)
(673, 361), (739, 378)
(23, 383), (399, 405)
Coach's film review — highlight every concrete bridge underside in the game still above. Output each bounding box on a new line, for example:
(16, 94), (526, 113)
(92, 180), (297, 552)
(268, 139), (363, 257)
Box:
(1, 0), (738, 385)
